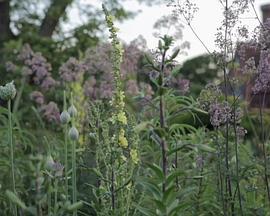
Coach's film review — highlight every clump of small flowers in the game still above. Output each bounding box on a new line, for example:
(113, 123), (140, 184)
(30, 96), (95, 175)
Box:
(40, 102), (60, 123)
(17, 44), (57, 91)
(59, 57), (86, 83)
(198, 83), (222, 110)
(209, 102), (232, 127)
(119, 128), (128, 148)
(252, 49), (270, 94)
(30, 91), (44, 105)
(130, 149), (139, 164)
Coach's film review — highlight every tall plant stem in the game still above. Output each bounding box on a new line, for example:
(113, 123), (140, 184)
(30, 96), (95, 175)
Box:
(259, 92), (270, 204)
(48, 177), (52, 216)
(223, 1), (234, 214)
(216, 131), (226, 216)
(63, 91), (69, 198)
(159, 49), (168, 193)
(8, 99), (17, 216)
(72, 139), (77, 216)
(232, 102), (243, 215)
(54, 179), (58, 216)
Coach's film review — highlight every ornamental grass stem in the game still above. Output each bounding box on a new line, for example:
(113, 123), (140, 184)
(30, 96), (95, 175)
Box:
(8, 99), (17, 216)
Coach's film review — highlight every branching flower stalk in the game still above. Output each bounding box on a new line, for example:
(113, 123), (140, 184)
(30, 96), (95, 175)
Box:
(0, 81), (17, 216)
(102, 5), (139, 214)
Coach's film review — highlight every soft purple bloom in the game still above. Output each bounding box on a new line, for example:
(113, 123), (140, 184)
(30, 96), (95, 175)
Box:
(40, 102), (60, 123)
(209, 102), (232, 127)
(252, 49), (270, 94)
(59, 57), (86, 83)
(30, 91), (44, 105)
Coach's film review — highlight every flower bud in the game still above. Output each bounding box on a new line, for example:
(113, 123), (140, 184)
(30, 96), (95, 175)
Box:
(46, 155), (55, 170)
(60, 110), (70, 124)
(0, 81), (16, 101)
(69, 126), (79, 141)
(68, 105), (77, 117)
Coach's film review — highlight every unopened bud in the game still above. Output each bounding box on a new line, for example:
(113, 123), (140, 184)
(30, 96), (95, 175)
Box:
(60, 111), (70, 124)
(69, 126), (79, 141)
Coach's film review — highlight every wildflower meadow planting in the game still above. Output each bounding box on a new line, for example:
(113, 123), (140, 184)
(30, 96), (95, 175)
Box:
(2, 0), (270, 215)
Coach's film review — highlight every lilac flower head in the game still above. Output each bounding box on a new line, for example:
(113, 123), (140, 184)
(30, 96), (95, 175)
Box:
(209, 102), (232, 127)
(40, 101), (60, 123)
(259, 18), (270, 49)
(198, 83), (222, 110)
(236, 126), (247, 140)
(51, 161), (64, 177)
(252, 49), (270, 94)
(59, 57), (86, 83)
(18, 44), (56, 91)
(30, 91), (44, 105)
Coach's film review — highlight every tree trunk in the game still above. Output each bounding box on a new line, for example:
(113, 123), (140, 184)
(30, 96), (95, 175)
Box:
(0, 0), (13, 44)
(39, 0), (73, 37)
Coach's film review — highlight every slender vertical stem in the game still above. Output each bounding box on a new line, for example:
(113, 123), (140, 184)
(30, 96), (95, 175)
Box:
(159, 49), (168, 193)
(259, 92), (270, 203)
(72, 140), (77, 216)
(223, 1), (234, 214)
(8, 99), (17, 216)
(54, 179), (58, 216)
(63, 91), (69, 198)
(48, 177), (52, 216)
(232, 97), (243, 215)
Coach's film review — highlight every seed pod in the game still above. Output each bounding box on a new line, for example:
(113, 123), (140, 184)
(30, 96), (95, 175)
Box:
(0, 81), (16, 101)
(68, 105), (77, 117)
(60, 110), (70, 124)
(69, 126), (79, 141)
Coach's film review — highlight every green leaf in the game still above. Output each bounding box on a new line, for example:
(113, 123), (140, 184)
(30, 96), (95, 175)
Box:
(148, 163), (164, 180)
(5, 190), (27, 210)
(67, 201), (83, 211)
(170, 49), (180, 61)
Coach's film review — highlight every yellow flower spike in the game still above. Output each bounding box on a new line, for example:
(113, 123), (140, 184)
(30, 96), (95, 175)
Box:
(130, 149), (139, 164)
(117, 111), (127, 125)
(119, 129), (128, 148)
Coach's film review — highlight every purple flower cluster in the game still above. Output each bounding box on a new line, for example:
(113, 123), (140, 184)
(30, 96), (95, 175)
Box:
(82, 41), (152, 101)
(173, 78), (190, 94)
(209, 102), (232, 127)
(40, 101), (60, 123)
(252, 49), (270, 94)
(18, 44), (57, 91)
(259, 18), (270, 49)
(209, 101), (244, 130)
(59, 57), (87, 83)
(30, 91), (44, 105)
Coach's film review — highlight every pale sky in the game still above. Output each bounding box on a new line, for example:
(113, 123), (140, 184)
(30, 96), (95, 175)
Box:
(76, 0), (270, 62)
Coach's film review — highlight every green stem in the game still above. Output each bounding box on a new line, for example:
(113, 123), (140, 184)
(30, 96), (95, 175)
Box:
(72, 139), (77, 216)
(8, 100), (17, 216)
(54, 179), (58, 216)
(48, 177), (52, 216)
(64, 90), (69, 198)
(13, 77), (26, 113)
